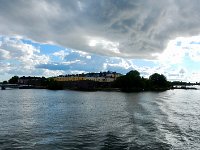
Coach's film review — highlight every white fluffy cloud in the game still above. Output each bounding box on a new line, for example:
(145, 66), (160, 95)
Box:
(0, 49), (10, 60)
(53, 50), (69, 60)
(0, 37), (50, 77)
(158, 35), (200, 65)
(1, 0), (200, 59)
(1, 37), (49, 65)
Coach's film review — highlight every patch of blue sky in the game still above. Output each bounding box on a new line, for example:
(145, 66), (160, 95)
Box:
(131, 59), (157, 68)
(176, 41), (182, 46)
(47, 53), (119, 73)
(20, 38), (159, 74)
(70, 63), (98, 72)
(22, 39), (64, 55)
(70, 55), (107, 72)
(1, 59), (20, 66)
(52, 50), (153, 74)
(22, 39), (41, 48)
(64, 51), (83, 61)
(183, 55), (200, 71)
(39, 44), (64, 55)
(106, 66), (131, 74)
(50, 56), (62, 62)
(190, 41), (200, 45)
(35, 63), (70, 71)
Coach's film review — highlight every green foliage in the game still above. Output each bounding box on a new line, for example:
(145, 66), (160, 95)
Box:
(149, 73), (168, 88)
(114, 70), (170, 92)
(40, 76), (48, 86)
(8, 76), (19, 84)
(46, 78), (64, 90)
(126, 70), (140, 77)
(114, 70), (144, 91)
(2, 81), (8, 84)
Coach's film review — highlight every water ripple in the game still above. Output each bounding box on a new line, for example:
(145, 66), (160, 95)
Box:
(0, 89), (200, 149)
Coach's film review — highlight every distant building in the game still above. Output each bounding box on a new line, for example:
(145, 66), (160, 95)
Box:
(18, 76), (46, 86)
(54, 71), (122, 82)
(55, 76), (86, 82)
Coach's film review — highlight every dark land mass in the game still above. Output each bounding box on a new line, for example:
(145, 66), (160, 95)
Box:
(45, 70), (172, 92)
(3, 70), (199, 91)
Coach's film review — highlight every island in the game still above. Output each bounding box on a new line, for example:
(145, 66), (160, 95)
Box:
(1, 70), (198, 91)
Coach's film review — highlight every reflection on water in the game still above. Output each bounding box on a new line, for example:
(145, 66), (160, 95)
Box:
(0, 89), (200, 149)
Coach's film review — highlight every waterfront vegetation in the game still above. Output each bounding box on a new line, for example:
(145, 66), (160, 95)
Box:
(46, 78), (64, 90)
(113, 70), (170, 92)
(3, 70), (173, 91)
(8, 76), (19, 84)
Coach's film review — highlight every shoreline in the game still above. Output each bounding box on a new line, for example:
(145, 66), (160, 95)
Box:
(3, 85), (198, 93)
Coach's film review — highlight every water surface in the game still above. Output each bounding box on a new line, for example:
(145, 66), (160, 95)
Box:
(0, 89), (200, 149)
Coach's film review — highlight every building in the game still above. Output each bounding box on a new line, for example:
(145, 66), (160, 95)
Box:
(54, 71), (122, 82)
(18, 76), (47, 86)
(55, 76), (86, 82)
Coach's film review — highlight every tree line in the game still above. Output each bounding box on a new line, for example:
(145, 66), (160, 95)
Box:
(113, 70), (170, 91)
(2, 76), (63, 90)
(3, 70), (171, 91)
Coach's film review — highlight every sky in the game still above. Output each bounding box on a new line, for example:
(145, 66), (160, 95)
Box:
(1, 0), (200, 82)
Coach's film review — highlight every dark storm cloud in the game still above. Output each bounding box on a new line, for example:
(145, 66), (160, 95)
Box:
(0, 0), (200, 59)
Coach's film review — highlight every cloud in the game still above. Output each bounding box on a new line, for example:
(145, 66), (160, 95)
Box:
(103, 58), (136, 72)
(35, 60), (80, 71)
(179, 68), (186, 74)
(0, 37), (49, 65)
(36, 63), (70, 71)
(0, 49), (10, 60)
(189, 72), (200, 82)
(53, 50), (69, 60)
(158, 35), (200, 65)
(0, 36), (50, 76)
(42, 69), (65, 77)
(1, 0), (200, 59)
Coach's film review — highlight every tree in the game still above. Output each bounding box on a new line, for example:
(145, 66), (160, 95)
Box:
(149, 73), (168, 87)
(46, 78), (64, 90)
(126, 70), (140, 77)
(114, 70), (143, 91)
(114, 71), (170, 92)
(2, 81), (8, 84)
(125, 70), (142, 88)
(40, 76), (47, 86)
(8, 76), (19, 84)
